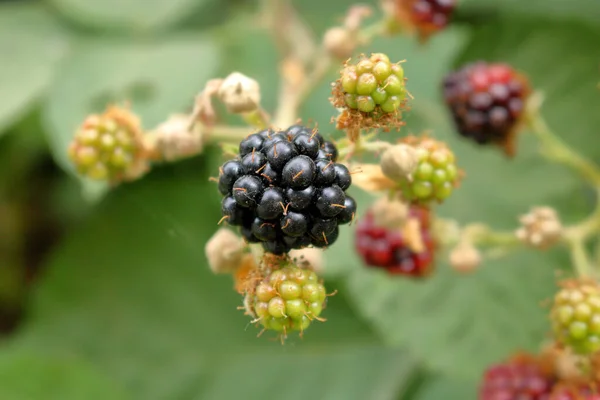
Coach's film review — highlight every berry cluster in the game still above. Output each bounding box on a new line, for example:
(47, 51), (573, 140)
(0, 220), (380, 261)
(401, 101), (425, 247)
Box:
(398, 136), (460, 204)
(443, 62), (529, 156)
(551, 281), (600, 355)
(355, 205), (435, 277)
(68, 107), (145, 182)
(338, 53), (406, 115)
(550, 385), (600, 400)
(249, 265), (327, 334)
(218, 125), (356, 255)
(399, 0), (457, 37)
(479, 355), (555, 400)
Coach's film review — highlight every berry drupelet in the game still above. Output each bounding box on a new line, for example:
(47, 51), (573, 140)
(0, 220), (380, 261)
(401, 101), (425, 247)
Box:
(355, 205), (435, 278)
(479, 354), (555, 400)
(218, 125), (356, 255)
(443, 61), (530, 157)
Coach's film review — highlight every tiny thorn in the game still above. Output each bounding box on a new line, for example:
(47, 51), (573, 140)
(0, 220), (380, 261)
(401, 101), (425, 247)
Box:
(251, 148), (255, 162)
(292, 170), (304, 181)
(323, 161), (333, 171)
(250, 317), (262, 324)
(349, 168), (363, 175)
(314, 316), (327, 322)
(255, 163), (267, 174)
(327, 289), (338, 297)
(281, 218), (291, 229)
(273, 143), (278, 157)
(349, 212), (356, 225)
(257, 328), (266, 338)
(331, 203), (346, 208)
(208, 177), (219, 183)
(260, 222), (275, 229)
(407, 90), (414, 100)
(219, 167), (224, 175)
(218, 216), (229, 225)
(234, 187), (247, 193)
(322, 231), (329, 245)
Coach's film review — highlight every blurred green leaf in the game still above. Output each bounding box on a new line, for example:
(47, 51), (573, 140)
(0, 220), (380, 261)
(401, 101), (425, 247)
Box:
(322, 21), (600, 379)
(0, 3), (68, 136)
(42, 35), (219, 196)
(411, 374), (476, 400)
(460, 0), (600, 27)
(49, 0), (211, 33)
(12, 158), (415, 400)
(0, 348), (130, 400)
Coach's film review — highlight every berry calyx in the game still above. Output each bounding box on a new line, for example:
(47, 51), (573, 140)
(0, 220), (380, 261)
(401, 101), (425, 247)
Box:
(68, 106), (148, 182)
(443, 61), (530, 157)
(217, 125), (356, 255)
(332, 53), (408, 141)
(355, 204), (435, 278)
(397, 135), (461, 205)
(244, 261), (330, 338)
(551, 280), (600, 355)
(479, 354), (556, 400)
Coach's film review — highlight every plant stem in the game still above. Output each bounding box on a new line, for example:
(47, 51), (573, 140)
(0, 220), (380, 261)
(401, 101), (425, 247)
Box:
(208, 126), (252, 143)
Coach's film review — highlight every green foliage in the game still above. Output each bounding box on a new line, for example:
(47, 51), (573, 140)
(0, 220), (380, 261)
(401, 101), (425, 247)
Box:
(0, 0), (598, 398)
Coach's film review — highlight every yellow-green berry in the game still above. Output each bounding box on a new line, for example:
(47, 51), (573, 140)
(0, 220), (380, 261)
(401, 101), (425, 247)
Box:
(398, 136), (461, 205)
(249, 265), (329, 336)
(551, 280), (600, 355)
(68, 106), (146, 183)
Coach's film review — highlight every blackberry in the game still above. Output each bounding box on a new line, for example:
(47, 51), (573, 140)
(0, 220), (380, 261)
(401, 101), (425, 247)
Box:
(479, 354), (555, 400)
(248, 265), (328, 335)
(551, 280), (600, 355)
(396, 0), (456, 39)
(398, 136), (461, 205)
(443, 61), (530, 157)
(217, 126), (355, 255)
(355, 205), (435, 278)
(68, 106), (147, 182)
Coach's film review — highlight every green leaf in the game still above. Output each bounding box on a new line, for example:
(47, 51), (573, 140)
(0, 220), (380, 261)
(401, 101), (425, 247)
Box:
(323, 22), (599, 379)
(459, 0), (600, 27)
(13, 157), (415, 399)
(42, 35), (219, 194)
(0, 3), (68, 136)
(411, 374), (476, 400)
(49, 0), (211, 33)
(0, 347), (130, 400)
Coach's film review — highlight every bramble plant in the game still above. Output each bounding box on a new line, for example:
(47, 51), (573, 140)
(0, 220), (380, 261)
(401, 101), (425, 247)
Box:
(4, 0), (600, 398)
(66, 0), (600, 395)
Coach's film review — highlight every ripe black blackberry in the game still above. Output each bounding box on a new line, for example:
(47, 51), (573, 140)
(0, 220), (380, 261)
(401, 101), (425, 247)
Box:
(443, 62), (530, 157)
(218, 125), (356, 255)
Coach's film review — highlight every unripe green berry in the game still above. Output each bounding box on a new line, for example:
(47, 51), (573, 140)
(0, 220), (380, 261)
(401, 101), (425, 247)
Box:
(342, 70), (358, 93)
(356, 59), (374, 74)
(302, 283), (321, 303)
(291, 315), (311, 331)
(345, 94), (358, 109)
(68, 106), (145, 182)
(307, 301), (323, 317)
(255, 301), (270, 318)
(373, 62), (392, 82)
(380, 96), (402, 113)
(397, 136), (461, 205)
(384, 75), (404, 96)
(391, 64), (404, 80)
(269, 270), (287, 286)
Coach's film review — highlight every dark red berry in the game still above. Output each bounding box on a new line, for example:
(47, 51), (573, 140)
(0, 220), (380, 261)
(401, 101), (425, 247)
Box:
(398, 0), (456, 38)
(443, 61), (530, 157)
(479, 355), (555, 400)
(550, 385), (600, 400)
(355, 205), (435, 277)
(217, 125), (354, 254)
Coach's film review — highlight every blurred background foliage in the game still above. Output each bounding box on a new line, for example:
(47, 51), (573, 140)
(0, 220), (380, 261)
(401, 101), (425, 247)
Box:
(0, 0), (599, 399)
